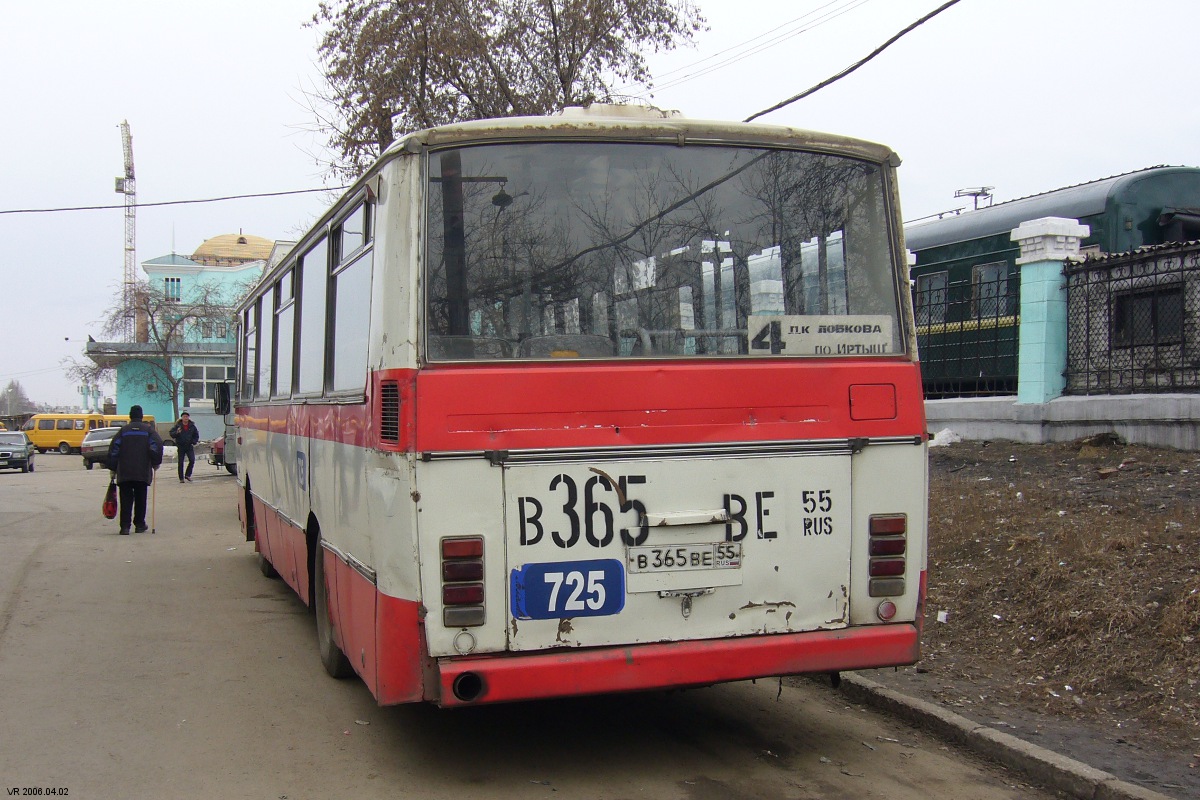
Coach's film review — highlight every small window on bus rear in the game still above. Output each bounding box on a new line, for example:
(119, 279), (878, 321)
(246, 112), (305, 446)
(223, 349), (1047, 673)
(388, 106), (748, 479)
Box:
(424, 142), (903, 361)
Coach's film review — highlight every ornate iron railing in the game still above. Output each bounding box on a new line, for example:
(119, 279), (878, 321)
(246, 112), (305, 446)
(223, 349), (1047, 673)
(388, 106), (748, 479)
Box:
(1065, 244), (1200, 395)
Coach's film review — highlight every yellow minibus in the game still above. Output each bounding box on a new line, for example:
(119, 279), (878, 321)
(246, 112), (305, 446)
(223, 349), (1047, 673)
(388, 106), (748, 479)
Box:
(22, 413), (154, 454)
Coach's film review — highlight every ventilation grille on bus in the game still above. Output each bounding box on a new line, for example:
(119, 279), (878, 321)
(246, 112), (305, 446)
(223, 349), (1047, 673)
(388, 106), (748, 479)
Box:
(380, 381), (400, 443)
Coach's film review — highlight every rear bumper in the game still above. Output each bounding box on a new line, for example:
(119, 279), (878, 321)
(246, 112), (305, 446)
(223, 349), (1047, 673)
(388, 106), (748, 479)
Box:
(435, 623), (919, 707)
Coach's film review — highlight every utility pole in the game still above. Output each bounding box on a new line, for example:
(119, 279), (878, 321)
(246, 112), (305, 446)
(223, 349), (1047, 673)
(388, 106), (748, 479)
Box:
(115, 121), (137, 341)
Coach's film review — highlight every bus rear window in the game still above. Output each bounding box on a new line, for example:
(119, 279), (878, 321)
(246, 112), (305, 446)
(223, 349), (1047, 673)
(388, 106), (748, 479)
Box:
(425, 141), (902, 360)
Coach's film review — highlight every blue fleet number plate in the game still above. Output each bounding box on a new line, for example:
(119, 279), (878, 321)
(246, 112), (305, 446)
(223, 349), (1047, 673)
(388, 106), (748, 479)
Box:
(510, 559), (625, 620)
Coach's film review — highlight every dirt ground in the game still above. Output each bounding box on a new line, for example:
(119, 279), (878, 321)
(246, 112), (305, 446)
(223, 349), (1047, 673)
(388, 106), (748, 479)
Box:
(859, 434), (1200, 799)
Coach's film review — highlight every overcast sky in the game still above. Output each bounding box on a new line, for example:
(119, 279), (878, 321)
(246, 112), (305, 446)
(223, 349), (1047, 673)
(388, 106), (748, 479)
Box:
(3, 0), (1198, 406)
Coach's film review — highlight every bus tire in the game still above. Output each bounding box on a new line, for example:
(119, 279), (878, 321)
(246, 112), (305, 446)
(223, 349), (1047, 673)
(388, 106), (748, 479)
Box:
(58, 442), (71, 455)
(84, 461), (94, 470)
(225, 463), (237, 476)
(258, 552), (278, 579)
(314, 542), (354, 679)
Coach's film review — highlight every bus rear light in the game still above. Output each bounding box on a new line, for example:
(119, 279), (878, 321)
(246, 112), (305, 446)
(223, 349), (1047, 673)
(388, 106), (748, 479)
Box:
(441, 536), (484, 627)
(869, 558), (905, 577)
(870, 577), (906, 597)
(443, 560), (484, 582)
(869, 537), (906, 556)
(869, 514), (906, 536)
(868, 514), (907, 597)
(442, 537), (484, 559)
(444, 607), (486, 627)
(443, 583), (484, 605)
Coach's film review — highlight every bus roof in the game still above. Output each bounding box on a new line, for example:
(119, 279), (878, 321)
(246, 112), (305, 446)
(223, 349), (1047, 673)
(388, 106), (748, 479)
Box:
(388, 105), (898, 166)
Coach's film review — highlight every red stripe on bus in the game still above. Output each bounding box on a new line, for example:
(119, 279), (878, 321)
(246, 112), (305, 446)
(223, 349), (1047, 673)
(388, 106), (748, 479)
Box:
(236, 360), (924, 452)
(433, 624), (920, 707)
(414, 360), (924, 452)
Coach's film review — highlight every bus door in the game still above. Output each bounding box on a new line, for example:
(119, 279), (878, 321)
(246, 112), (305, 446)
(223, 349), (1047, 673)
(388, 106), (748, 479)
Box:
(502, 450), (852, 651)
(264, 404), (311, 594)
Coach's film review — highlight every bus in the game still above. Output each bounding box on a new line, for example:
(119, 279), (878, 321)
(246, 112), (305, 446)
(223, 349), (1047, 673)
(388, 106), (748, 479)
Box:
(22, 412), (157, 454)
(233, 105), (928, 707)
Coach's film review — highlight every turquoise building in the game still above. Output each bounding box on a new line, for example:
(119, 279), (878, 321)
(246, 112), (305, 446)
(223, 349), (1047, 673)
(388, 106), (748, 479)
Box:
(89, 233), (280, 438)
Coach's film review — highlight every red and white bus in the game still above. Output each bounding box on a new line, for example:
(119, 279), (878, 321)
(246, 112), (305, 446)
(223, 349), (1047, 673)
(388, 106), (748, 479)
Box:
(232, 105), (927, 707)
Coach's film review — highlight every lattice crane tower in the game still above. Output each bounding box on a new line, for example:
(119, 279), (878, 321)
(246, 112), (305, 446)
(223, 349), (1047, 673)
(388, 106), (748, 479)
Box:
(115, 120), (137, 341)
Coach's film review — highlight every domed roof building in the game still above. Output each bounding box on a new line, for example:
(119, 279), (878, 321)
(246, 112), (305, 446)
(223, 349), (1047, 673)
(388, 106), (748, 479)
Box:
(190, 232), (275, 267)
(87, 230), (280, 430)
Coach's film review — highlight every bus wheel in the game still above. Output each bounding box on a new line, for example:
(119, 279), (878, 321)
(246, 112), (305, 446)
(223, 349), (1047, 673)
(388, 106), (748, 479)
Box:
(58, 442), (71, 455)
(314, 543), (354, 679)
(84, 461), (94, 470)
(258, 552), (278, 579)
(225, 463), (237, 476)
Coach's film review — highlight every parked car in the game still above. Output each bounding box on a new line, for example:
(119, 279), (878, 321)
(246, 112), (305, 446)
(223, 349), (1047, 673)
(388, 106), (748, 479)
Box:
(0, 432), (36, 473)
(80, 427), (122, 470)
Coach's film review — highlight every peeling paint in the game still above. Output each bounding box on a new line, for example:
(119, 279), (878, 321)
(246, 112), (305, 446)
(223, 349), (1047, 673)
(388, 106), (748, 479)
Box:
(555, 618), (575, 645)
(738, 600), (797, 612)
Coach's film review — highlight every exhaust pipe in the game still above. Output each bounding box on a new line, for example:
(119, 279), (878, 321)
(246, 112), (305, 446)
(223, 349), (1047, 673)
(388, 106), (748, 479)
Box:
(452, 671), (485, 702)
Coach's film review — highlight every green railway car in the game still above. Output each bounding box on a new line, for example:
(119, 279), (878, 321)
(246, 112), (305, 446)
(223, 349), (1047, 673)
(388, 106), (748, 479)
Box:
(905, 166), (1200, 397)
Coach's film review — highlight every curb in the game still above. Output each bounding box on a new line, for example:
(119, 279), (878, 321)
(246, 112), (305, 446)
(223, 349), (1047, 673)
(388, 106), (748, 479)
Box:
(839, 673), (1175, 800)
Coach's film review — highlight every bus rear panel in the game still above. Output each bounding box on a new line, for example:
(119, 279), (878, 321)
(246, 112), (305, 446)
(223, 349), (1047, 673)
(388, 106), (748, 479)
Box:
(235, 107), (927, 707)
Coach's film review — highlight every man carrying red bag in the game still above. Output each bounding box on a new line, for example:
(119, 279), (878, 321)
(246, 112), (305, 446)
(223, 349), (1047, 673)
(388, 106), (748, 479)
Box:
(106, 405), (163, 535)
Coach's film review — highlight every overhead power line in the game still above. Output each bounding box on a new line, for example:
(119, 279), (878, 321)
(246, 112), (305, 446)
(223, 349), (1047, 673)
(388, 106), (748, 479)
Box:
(0, 186), (347, 217)
(745, 0), (966, 122)
(7, 3), (963, 219)
(632, 0), (873, 97)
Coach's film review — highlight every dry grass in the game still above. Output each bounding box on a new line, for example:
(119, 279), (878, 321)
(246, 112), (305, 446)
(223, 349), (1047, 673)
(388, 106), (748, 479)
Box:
(920, 438), (1200, 743)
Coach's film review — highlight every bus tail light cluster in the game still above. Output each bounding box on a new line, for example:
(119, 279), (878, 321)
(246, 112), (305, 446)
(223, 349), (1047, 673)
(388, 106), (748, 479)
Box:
(441, 537), (484, 627)
(868, 514), (906, 599)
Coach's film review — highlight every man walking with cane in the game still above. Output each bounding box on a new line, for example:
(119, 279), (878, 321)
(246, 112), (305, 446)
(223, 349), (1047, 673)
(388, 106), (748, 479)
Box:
(170, 411), (200, 483)
(107, 405), (163, 535)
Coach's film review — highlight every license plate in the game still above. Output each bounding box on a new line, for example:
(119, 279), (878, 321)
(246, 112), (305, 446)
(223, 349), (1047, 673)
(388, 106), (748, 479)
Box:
(510, 559), (625, 620)
(627, 542), (742, 573)
(0, 460), (7, 467)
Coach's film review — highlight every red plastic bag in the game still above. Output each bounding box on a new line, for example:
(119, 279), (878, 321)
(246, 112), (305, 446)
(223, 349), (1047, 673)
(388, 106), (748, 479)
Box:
(102, 479), (117, 520)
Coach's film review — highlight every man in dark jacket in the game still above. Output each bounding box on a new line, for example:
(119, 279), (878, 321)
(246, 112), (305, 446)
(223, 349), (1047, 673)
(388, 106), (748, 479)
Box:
(169, 411), (201, 483)
(107, 405), (163, 535)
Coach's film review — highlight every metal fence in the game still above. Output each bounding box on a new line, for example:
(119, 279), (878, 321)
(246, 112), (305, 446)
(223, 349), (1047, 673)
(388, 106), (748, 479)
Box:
(1065, 244), (1200, 395)
(913, 274), (1019, 398)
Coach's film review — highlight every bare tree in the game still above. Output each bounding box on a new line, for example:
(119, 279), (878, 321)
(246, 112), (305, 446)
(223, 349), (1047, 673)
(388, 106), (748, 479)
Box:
(1, 381), (35, 418)
(308, 0), (705, 179)
(68, 280), (241, 421)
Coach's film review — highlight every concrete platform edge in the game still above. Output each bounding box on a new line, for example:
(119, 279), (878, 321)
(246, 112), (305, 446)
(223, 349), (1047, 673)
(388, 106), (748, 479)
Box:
(839, 672), (1175, 800)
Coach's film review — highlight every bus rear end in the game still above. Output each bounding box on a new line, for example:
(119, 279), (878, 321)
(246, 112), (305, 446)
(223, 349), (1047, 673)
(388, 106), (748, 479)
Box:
(389, 109), (926, 706)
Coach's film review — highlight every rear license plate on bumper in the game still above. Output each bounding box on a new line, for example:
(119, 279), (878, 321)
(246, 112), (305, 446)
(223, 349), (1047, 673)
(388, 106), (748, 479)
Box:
(627, 542), (742, 573)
